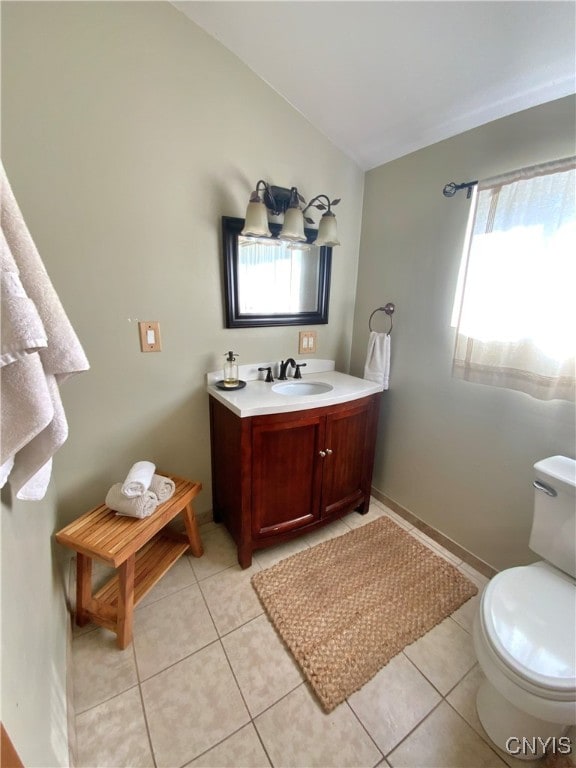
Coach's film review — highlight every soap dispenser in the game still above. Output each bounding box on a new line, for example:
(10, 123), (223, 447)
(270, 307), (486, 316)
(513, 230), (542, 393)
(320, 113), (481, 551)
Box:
(223, 351), (239, 388)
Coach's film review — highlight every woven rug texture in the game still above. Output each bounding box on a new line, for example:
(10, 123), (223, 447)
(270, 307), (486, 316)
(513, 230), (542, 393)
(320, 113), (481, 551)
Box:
(251, 516), (478, 712)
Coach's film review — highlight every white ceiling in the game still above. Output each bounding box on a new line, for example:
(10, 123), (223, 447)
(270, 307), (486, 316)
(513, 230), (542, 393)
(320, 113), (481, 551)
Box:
(174, 1), (575, 170)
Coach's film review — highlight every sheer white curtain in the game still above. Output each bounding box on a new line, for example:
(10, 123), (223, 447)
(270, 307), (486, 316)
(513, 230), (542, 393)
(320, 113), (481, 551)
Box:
(238, 238), (306, 314)
(237, 237), (320, 315)
(452, 157), (576, 401)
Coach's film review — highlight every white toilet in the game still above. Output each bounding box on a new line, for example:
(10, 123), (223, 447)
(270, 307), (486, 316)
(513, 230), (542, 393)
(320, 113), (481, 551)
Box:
(473, 455), (576, 761)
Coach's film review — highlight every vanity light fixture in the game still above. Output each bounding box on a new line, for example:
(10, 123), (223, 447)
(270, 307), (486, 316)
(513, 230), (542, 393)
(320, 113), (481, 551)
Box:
(241, 180), (273, 237)
(241, 180), (341, 246)
(280, 186), (307, 243)
(303, 194), (341, 247)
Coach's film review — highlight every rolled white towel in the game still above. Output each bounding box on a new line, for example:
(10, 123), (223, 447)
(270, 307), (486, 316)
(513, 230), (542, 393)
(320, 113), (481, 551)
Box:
(149, 474), (175, 503)
(121, 460), (156, 497)
(106, 483), (159, 518)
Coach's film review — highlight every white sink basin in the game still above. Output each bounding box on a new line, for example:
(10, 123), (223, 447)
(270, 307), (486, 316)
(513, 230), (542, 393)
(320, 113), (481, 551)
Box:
(272, 381), (334, 396)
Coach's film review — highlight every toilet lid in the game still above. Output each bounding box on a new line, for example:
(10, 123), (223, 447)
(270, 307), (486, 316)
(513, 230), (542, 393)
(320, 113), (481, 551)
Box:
(482, 565), (576, 693)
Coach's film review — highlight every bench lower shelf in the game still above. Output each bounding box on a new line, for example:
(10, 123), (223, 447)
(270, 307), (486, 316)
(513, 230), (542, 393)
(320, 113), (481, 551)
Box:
(81, 534), (190, 638)
(94, 534), (190, 608)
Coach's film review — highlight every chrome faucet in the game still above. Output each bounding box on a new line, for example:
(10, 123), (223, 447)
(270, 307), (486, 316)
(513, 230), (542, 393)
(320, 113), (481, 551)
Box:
(278, 358), (297, 380)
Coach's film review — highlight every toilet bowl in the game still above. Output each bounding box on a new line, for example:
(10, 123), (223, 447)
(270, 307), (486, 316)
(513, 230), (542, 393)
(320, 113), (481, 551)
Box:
(473, 456), (576, 761)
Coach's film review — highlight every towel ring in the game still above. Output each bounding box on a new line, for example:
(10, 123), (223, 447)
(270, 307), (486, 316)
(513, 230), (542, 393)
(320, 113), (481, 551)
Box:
(369, 302), (395, 334)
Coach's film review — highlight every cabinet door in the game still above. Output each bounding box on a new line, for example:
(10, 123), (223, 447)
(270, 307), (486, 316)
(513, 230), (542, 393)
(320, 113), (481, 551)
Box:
(321, 399), (373, 518)
(251, 413), (324, 538)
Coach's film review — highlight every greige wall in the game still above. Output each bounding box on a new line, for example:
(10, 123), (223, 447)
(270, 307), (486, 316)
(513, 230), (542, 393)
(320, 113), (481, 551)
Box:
(2, 3), (575, 761)
(1, 3), (364, 763)
(350, 95), (576, 572)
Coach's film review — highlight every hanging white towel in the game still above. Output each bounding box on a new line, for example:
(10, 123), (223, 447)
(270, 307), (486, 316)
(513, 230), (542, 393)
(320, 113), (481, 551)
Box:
(0, 160), (90, 500)
(363, 331), (391, 389)
(121, 461), (156, 497)
(1, 358), (67, 500)
(1, 231), (47, 366)
(105, 483), (159, 518)
(149, 474), (175, 503)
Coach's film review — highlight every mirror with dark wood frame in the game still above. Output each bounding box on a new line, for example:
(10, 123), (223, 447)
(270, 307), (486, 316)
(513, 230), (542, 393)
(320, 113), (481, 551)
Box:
(222, 216), (332, 328)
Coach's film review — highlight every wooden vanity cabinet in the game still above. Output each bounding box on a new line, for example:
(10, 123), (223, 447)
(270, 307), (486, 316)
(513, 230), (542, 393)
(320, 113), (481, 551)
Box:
(209, 393), (380, 568)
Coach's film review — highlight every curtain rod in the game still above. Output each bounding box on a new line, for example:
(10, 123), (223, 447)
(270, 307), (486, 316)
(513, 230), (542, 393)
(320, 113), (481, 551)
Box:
(442, 180), (478, 199)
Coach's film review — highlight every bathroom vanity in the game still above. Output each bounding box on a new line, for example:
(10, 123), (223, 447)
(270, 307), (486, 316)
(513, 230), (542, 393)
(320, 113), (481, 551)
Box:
(207, 362), (382, 567)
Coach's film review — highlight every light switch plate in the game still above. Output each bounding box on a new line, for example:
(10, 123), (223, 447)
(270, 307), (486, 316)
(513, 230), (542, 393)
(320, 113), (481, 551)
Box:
(139, 321), (161, 352)
(308, 331), (317, 354)
(299, 330), (317, 354)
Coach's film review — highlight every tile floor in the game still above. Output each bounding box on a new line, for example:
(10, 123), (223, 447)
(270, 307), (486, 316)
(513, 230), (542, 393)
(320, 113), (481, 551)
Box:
(70, 499), (569, 768)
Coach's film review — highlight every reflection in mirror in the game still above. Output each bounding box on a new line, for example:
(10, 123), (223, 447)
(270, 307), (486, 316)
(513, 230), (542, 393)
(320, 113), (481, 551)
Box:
(222, 217), (331, 328)
(237, 236), (320, 315)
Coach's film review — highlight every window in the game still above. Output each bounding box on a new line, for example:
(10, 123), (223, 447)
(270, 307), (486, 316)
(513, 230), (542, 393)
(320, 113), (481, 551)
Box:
(452, 157), (576, 402)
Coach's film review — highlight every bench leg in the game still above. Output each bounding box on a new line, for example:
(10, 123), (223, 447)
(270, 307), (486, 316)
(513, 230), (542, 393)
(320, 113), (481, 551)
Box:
(76, 553), (92, 627)
(116, 555), (135, 649)
(183, 501), (204, 557)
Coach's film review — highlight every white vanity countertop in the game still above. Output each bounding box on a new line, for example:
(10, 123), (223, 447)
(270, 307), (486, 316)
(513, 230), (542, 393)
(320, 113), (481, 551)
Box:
(206, 360), (383, 417)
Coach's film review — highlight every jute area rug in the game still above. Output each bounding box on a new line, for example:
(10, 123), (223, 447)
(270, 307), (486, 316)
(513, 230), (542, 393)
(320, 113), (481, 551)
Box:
(251, 516), (478, 713)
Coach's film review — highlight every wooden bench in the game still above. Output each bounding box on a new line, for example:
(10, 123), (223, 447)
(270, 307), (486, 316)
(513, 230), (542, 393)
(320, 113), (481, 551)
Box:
(56, 474), (203, 649)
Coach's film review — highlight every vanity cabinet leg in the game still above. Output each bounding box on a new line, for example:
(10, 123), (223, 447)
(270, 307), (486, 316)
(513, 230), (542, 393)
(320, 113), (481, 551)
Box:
(238, 542), (252, 569)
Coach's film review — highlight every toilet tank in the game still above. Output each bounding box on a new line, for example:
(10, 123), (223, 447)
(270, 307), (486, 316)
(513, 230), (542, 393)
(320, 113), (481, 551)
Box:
(530, 456), (576, 578)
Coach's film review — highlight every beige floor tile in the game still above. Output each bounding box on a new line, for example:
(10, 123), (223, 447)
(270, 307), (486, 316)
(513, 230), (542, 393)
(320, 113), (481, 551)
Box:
(388, 701), (508, 767)
(198, 519), (220, 535)
(72, 628), (139, 712)
(200, 562), (264, 635)
(254, 684), (383, 767)
(253, 537), (311, 570)
(185, 723), (271, 767)
(141, 641), (250, 767)
(133, 583), (217, 679)
(450, 590), (480, 635)
(190, 525), (239, 581)
(70, 495), (519, 768)
(222, 614), (304, 716)
(303, 519), (351, 547)
(403, 617), (477, 694)
(342, 505), (384, 529)
(447, 666), (547, 768)
(446, 664), (485, 736)
(138, 554), (197, 608)
(71, 617), (100, 638)
(348, 652), (441, 755)
(76, 687), (154, 767)
(368, 499), (387, 515)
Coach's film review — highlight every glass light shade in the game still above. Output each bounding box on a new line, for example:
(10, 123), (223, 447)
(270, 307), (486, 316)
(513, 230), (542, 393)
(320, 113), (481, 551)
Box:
(280, 206), (306, 242)
(314, 211), (340, 247)
(241, 200), (272, 237)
